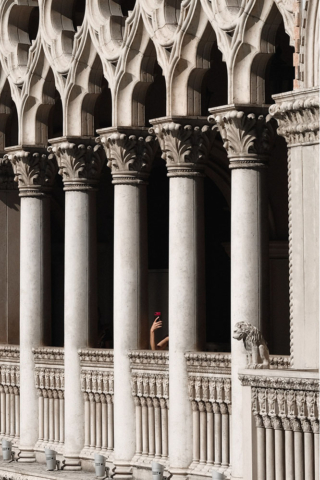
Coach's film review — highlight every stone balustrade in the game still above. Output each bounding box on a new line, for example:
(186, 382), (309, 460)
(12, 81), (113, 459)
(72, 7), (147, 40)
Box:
(128, 350), (169, 465)
(239, 369), (319, 480)
(33, 347), (65, 454)
(0, 346), (20, 447)
(79, 349), (114, 460)
(185, 352), (232, 479)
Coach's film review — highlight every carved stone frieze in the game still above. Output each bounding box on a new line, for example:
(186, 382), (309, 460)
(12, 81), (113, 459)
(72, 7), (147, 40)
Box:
(150, 120), (218, 176)
(208, 107), (275, 166)
(80, 370), (114, 395)
(48, 139), (105, 190)
(269, 89), (319, 146)
(239, 374), (320, 391)
(5, 150), (58, 196)
(78, 348), (114, 365)
(185, 352), (231, 374)
(128, 350), (169, 367)
(97, 130), (158, 184)
(0, 345), (20, 360)
(32, 347), (64, 362)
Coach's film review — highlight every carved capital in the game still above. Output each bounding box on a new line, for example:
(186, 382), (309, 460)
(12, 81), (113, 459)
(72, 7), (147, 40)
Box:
(48, 139), (105, 191)
(269, 89), (319, 146)
(5, 149), (58, 196)
(0, 157), (16, 190)
(254, 414), (264, 428)
(271, 416), (283, 430)
(151, 120), (217, 177)
(209, 108), (274, 166)
(97, 129), (158, 185)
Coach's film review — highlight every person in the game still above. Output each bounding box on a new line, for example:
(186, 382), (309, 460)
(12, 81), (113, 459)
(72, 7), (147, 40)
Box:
(150, 316), (169, 350)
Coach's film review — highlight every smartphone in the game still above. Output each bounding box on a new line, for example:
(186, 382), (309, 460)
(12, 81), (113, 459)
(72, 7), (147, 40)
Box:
(154, 311), (161, 320)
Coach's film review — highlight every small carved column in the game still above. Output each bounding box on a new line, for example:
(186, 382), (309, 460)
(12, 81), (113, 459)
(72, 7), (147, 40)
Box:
(98, 128), (158, 479)
(49, 138), (105, 469)
(151, 118), (217, 479)
(6, 148), (57, 462)
(209, 107), (274, 479)
(270, 90), (319, 370)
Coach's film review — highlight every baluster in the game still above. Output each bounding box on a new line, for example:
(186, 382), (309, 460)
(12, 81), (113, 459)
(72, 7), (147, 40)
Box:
(302, 420), (314, 480)
(43, 390), (49, 442)
(48, 390), (54, 442)
(9, 387), (15, 437)
(0, 385), (5, 435)
(160, 398), (168, 458)
(263, 416), (275, 480)
(53, 391), (59, 444)
(272, 417), (284, 480)
(192, 401), (200, 464)
(153, 398), (161, 458)
(107, 394), (114, 450)
(291, 418), (304, 480)
(101, 395), (107, 452)
(14, 387), (20, 438)
(89, 393), (96, 449)
(213, 402), (221, 466)
(141, 397), (148, 456)
(4, 386), (10, 435)
(58, 391), (64, 444)
(134, 397), (142, 456)
(95, 394), (102, 449)
(38, 390), (44, 444)
(255, 415), (266, 480)
(311, 421), (319, 480)
(83, 393), (90, 449)
(199, 401), (207, 464)
(147, 397), (155, 456)
(228, 405), (232, 467)
(282, 418), (294, 480)
(220, 403), (229, 467)
(206, 402), (214, 466)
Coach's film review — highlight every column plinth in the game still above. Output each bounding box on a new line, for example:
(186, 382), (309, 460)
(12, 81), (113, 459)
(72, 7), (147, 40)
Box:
(208, 107), (274, 480)
(48, 137), (105, 470)
(97, 128), (158, 480)
(5, 147), (58, 462)
(151, 118), (217, 480)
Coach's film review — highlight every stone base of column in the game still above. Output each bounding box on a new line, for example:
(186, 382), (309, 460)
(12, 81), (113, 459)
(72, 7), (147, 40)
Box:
(62, 456), (82, 471)
(112, 461), (133, 480)
(17, 448), (36, 463)
(169, 467), (189, 480)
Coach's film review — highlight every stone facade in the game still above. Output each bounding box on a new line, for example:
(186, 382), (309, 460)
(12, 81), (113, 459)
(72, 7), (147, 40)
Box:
(0, 1), (318, 480)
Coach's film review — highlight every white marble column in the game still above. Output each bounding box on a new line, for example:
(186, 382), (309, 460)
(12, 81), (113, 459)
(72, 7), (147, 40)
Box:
(49, 138), (105, 469)
(270, 90), (319, 370)
(98, 128), (158, 479)
(152, 119), (216, 480)
(209, 108), (273, 479)
(6, 149), (57, 462)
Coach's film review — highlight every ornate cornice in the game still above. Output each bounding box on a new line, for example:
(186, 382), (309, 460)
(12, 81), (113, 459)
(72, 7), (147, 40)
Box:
(34, 367), (64, 391)
(150, 118), (218, 177)
(269, 89), (319, 146)
(32, 347), (64, 362)
(97, 128), (158, 185)
(239, 374), (319, 391)
(185, 352), (231, 374)
(0, 157), (17, 190)
(80, 369), (114, 395)
(128, 350), (169, 367)
(0, 345), (20, 361)
(78, 348), (114, 365)
(5, 149), (58, 196)
(48, 138), (105, 191)
(208, 107), (275, 166)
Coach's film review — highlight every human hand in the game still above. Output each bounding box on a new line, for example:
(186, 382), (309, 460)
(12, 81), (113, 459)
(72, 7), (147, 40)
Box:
(151, 317), (162, 333)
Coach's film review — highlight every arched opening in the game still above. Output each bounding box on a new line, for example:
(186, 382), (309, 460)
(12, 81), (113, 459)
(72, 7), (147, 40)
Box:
(265, 20), (294, 103)
(72, 0), (86, 30)
(48, 89), (63, 140)
(145, 62), (166, 125)
(94, 77), (112, 131)
(5, 103), (18, 148)
(118, 0), (136, 16)
(28, 7), (39, 42)
(201, 43), (228, 114)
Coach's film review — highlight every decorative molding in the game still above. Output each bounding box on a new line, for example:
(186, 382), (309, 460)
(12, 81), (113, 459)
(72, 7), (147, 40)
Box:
(80, 370), (114, 395)
(287, 148), (294, 366)
(185, 352), (231, 374)
(208, 109), (275, 161)
(0, 346), (20, 361)
(0, 157), (17, 190)
(78, 348), (114, 365)
(150, 121), (218, 176)
(269, 355), (290, 370)
(5, 150), (58, 196)
(188, 375), (231, 405)
(233, 322), (270, 369)
(269, 90), (319, 145)
(0, 365), (20, 387)
(34, 368), (64, 392)
(32, 347), (64, 362)
(97, 131), (158, 183)
(128, 350), (169, 368)
(48, 140), (105, 190)
(239, 374), (320, 391)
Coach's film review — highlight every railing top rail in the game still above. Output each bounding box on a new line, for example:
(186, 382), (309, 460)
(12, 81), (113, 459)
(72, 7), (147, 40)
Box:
(32, 347), (64, 366)
(185, 351), (231, 374)
(239, 368), (319, 391)
(0, 345), (20, 362)
(128, 349), (169, 369)
(78, 348), (114, 366)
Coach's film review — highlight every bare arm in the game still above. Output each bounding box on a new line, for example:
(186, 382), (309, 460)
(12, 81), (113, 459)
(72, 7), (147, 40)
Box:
(157, 336), (169, 350)
(150, 317), (162, 350)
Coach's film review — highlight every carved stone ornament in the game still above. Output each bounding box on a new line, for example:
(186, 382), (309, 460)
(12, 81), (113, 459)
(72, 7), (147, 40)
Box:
(269, 89), (319, 146)
(233, 321), (270, 369)
(0, 157), (16, 190)
(5, 150), (58, 196)
(150, 121), (218, 177)
(48, 140), (105, 191)
(208, 108), (275, 166)
(97, 131), (158, 184)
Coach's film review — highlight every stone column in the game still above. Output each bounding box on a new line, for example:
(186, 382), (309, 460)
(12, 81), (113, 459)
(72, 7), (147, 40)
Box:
(98, 128), (158, 479)
(6, 148), (57, 462)
(209, 107), (274, 479)
(152, 119), (217, 480)
(48, 138), (105, 469)
(269, 89), (319, 370)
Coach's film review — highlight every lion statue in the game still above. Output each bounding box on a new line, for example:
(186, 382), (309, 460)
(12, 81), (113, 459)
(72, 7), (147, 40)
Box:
(233, 321), (269, 369)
